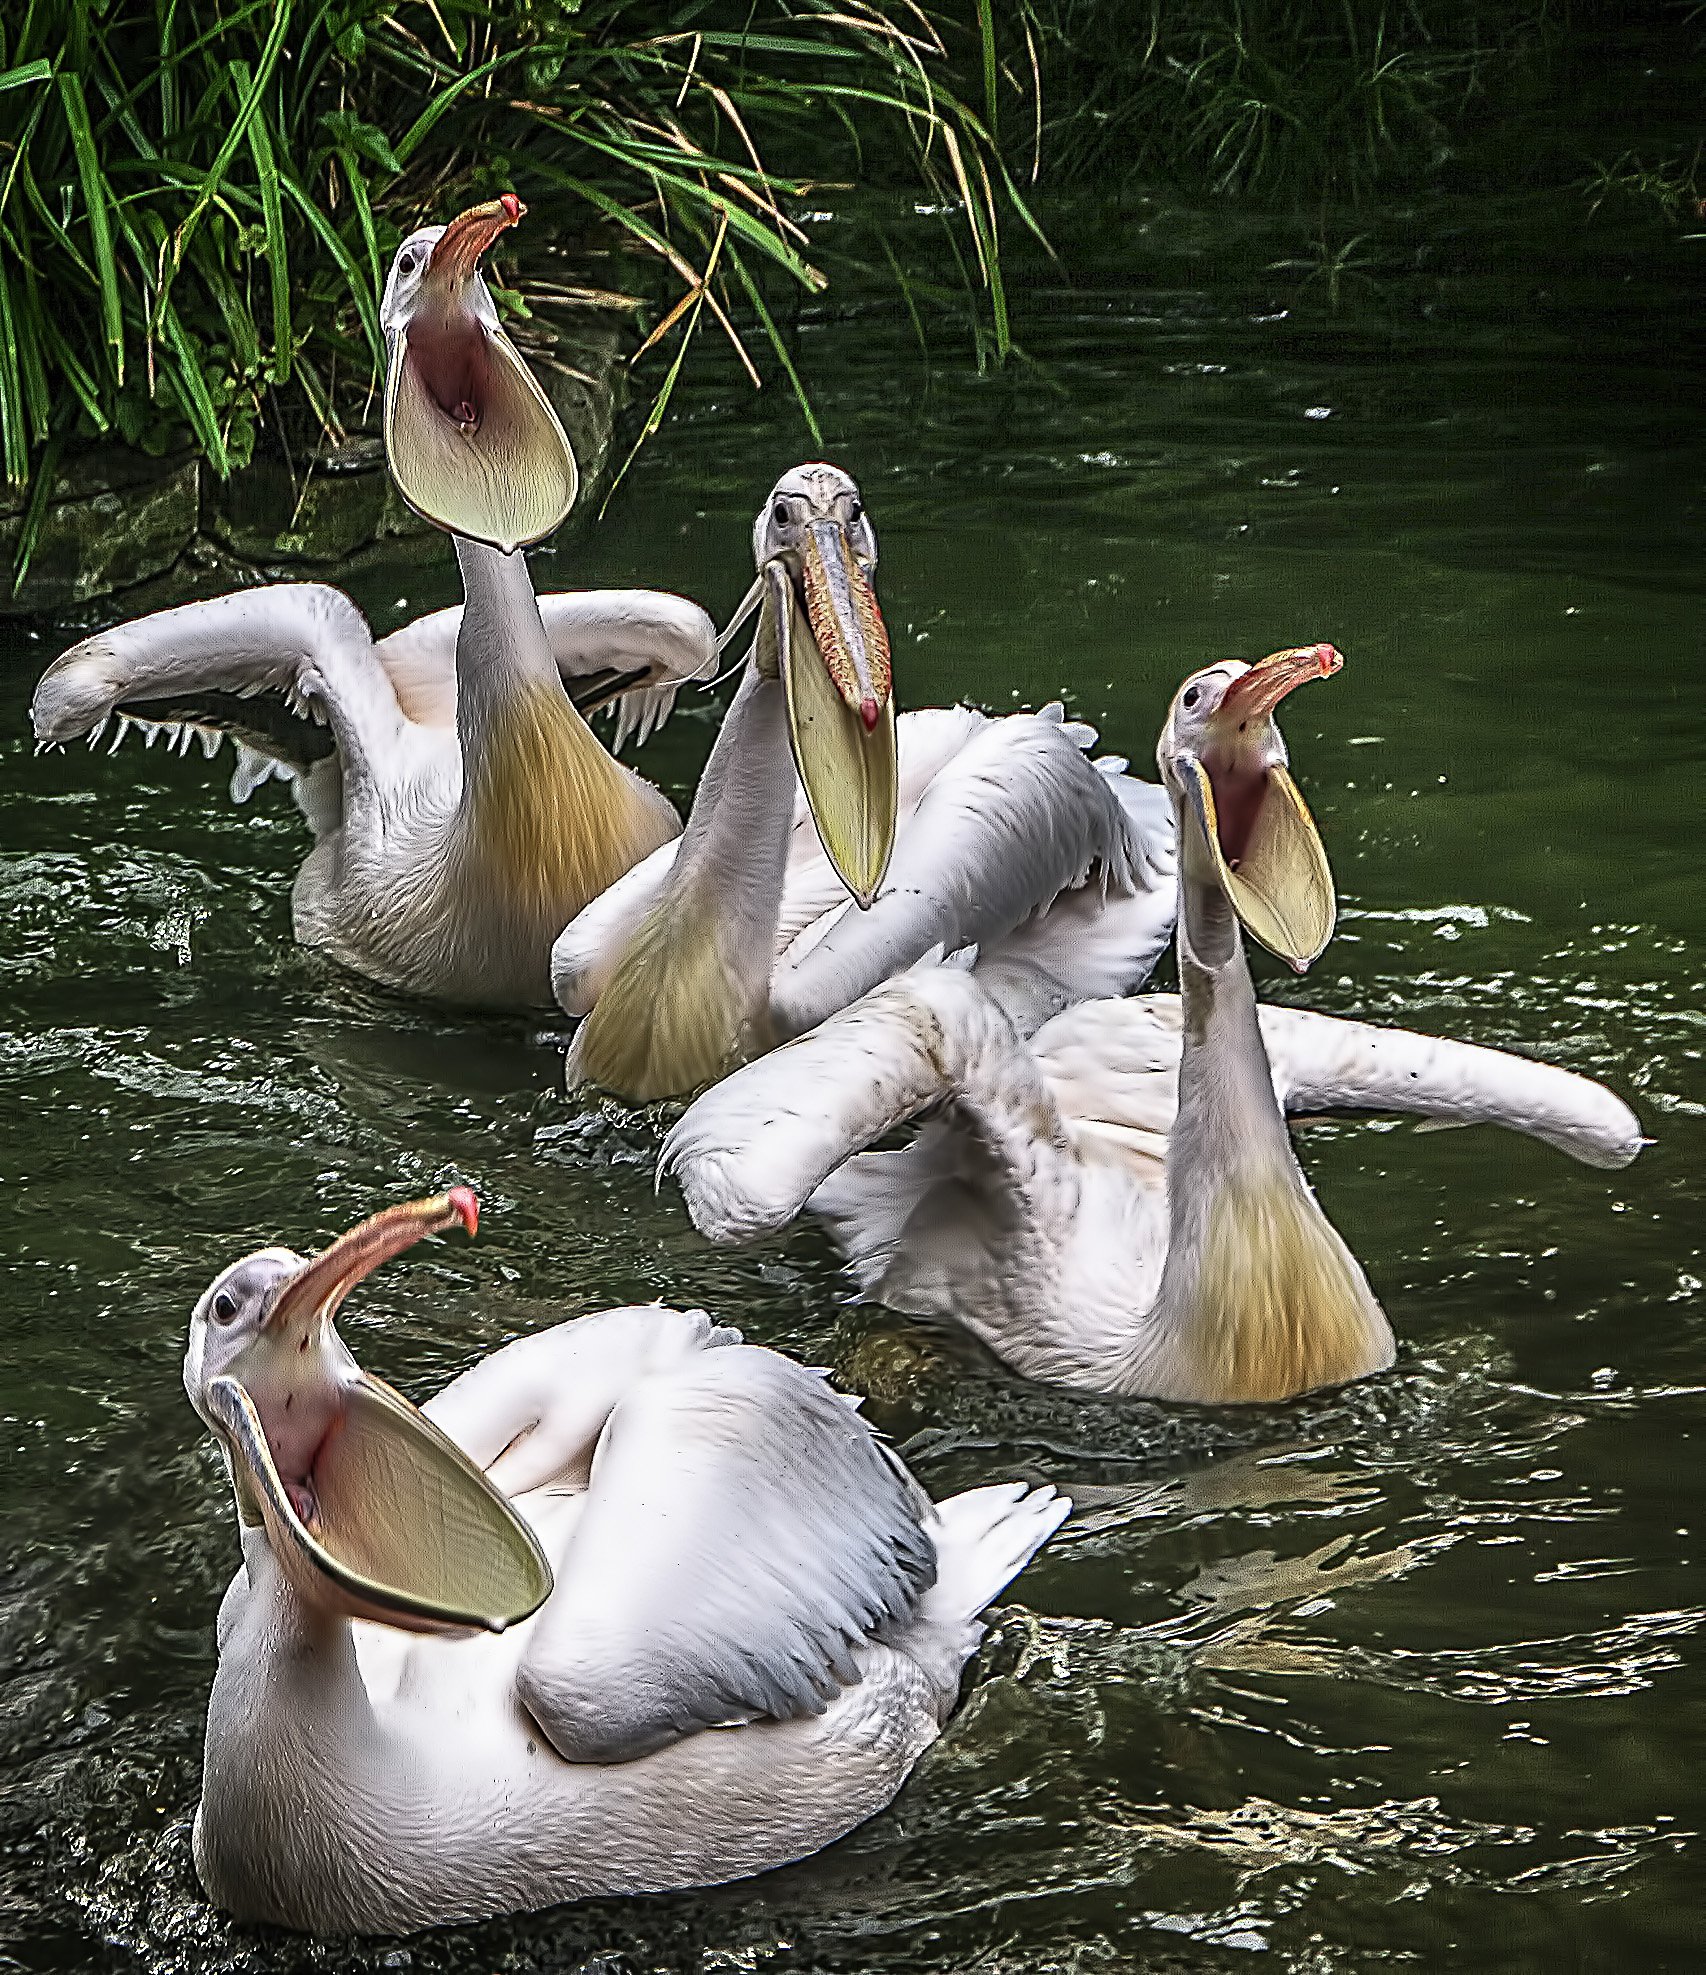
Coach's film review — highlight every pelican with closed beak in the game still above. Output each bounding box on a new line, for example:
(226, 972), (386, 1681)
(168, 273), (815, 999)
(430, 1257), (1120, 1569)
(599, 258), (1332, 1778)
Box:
(553, 463), (1178, 1101)
(665, 645), (1646, 1404)
(186, 1190), (1067, 1933)
(30, 198), (715, 1008)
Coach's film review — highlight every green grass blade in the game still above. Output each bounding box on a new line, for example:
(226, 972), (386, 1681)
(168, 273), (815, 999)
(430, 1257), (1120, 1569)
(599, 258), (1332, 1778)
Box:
(725, 241), (823, 446)
(157, 295), (229, 473)
(393, 57), (508, 165)
(34, 303), (110, 433)
(0, 250), (29, 482)
(975, 0), (1000, 137)
(12, 258), (49, 443)
(0, 58), (52, 94)
(338, 157), (383, 311)
(10, 426), (64, 592)
(158, 0), (291, 320)
(601, 290), (705, 513)
(231, 58), (290, 385)
(55, 72), (125, 385)
(879, 232), (929, 359)
(276, 169), (383, 372)
(566, 125), (827, 288)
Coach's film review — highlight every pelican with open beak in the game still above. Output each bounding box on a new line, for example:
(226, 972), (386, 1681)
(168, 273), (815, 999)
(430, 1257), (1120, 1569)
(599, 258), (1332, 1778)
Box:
(1166, 641), (1340, 972)
(185, 1190), (551, 1633)
(664, 641), (1646, 1403)
(552, 464), (1172, 1102)
(184, 1192), (1066, 1932)
(380, 194), (578, 552)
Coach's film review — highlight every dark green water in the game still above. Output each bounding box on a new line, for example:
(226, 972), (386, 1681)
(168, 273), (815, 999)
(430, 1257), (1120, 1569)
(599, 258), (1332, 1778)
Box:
(3, 204), (1702, 1970)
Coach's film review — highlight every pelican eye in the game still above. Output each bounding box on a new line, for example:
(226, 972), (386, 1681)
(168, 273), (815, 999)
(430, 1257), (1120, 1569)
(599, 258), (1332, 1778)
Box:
(847, 499), (863, 524)
(772, 499), (790, 526)
(399, 251), (420, 276)
(212, 1290), (239, 1326)
(1182, 685), (1201, 709)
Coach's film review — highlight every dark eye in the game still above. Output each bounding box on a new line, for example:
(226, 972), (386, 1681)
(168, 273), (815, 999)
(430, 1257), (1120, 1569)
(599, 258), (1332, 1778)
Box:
(847, 499), (863, 524)
(399, 252), (419, 276)
(1182, 685), (1201, 709)
(212, 1290), (238, 1325)
(772, 500), (790, 526)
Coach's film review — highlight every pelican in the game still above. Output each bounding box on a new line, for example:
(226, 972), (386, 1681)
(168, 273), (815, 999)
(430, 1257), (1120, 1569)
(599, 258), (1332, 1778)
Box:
(664, 645), (1646, 1404)
(185, 1188), (1067, 1934)
(29, 197), (715, 1009)
(553, 462), (1179, 1100)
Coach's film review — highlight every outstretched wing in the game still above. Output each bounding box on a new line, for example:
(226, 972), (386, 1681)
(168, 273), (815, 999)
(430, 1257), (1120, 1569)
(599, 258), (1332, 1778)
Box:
(665, 961), (1076, 1247)
(1259, 1000), (1645, 1166)
(769, 706), (1172, 1041)
(371, 587), (718, 750)
(511, 1324), (937, 1764)
(30, 582), (407, 808)
(1033, 995), (1645, 1169)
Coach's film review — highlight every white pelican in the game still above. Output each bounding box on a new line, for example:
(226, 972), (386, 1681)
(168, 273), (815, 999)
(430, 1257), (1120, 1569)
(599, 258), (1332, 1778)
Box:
(30, 198), (716, 1009)
(185, 1188), (1067, 1934)
(553, 462), (1178, 1100)
(664, 645), (1646, 1404)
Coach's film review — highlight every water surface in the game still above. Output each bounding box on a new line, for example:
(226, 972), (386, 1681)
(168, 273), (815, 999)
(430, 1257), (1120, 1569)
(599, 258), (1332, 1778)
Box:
(2, 201), (1701, 1970)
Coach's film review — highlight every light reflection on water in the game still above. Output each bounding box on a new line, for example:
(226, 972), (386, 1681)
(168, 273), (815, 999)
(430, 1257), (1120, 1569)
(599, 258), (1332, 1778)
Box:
(1, 209), (1701, 1969)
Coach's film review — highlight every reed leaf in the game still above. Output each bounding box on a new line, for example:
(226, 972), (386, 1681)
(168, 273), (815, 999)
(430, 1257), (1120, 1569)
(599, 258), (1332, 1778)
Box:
(0, 0), (1034, 532)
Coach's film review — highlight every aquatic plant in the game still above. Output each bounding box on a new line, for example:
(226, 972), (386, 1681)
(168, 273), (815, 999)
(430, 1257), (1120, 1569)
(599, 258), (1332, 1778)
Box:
(1583, 147), (1704, 222)
(0, 0), (1032, 581)
(1019, 0), (1559, 201)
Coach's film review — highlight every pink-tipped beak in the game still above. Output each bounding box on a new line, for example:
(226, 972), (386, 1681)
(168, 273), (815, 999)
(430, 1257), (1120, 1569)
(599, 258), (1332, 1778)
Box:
(428, 196), (525, 283)
(267, 1190), (480, 1335)
(1218, 643), (1342, 725)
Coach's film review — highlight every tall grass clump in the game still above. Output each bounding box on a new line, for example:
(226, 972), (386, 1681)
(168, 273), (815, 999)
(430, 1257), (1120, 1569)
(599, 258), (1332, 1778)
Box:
(0, 0), (1037, 574)
(1021, 0), (1559, 203)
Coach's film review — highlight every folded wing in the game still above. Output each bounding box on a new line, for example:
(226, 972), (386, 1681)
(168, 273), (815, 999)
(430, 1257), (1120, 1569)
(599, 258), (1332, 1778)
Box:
(512, 1325), (937, 1763)
(770, 706), (1174, 1040)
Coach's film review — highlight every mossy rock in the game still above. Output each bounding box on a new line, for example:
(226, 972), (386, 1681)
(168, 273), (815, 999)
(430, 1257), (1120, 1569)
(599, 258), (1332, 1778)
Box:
(0, 451), (202, 614)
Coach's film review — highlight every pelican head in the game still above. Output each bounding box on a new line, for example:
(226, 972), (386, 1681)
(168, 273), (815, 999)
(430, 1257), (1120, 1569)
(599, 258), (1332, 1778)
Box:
(380, 196), (578, 553)
(1157, 643), (1341, 971)
(185, 1190), (550, 1635)
(730, 463), (897, 907)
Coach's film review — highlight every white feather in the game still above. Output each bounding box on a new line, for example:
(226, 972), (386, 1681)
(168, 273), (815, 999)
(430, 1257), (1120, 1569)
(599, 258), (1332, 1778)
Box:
(198, 1299), (1067, 1933)
(665, 966), (1646, 1392)
(32, 563), (715, 1010)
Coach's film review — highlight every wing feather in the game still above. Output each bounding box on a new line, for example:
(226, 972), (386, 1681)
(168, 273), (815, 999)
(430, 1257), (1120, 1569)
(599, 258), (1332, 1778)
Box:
(769, 708), (1160, 1040)
(31, 583), (406, 800)
(372, 587), (717, 748)
(515, 1337), (936, 1763)
(1031, 995), (1644, 1168)
(664, 961), (1074, 1248)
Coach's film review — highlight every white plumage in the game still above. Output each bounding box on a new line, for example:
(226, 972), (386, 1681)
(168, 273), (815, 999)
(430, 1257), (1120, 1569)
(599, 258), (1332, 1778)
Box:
(552, 465), (1177, 1103)
(665, 966), (1642, 1394)
(194, 1297), (1066, 1933)
(554, 684), (1175, 1046)
(30, 555), (716, 1008)
(664, 648), (1646, 1403)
